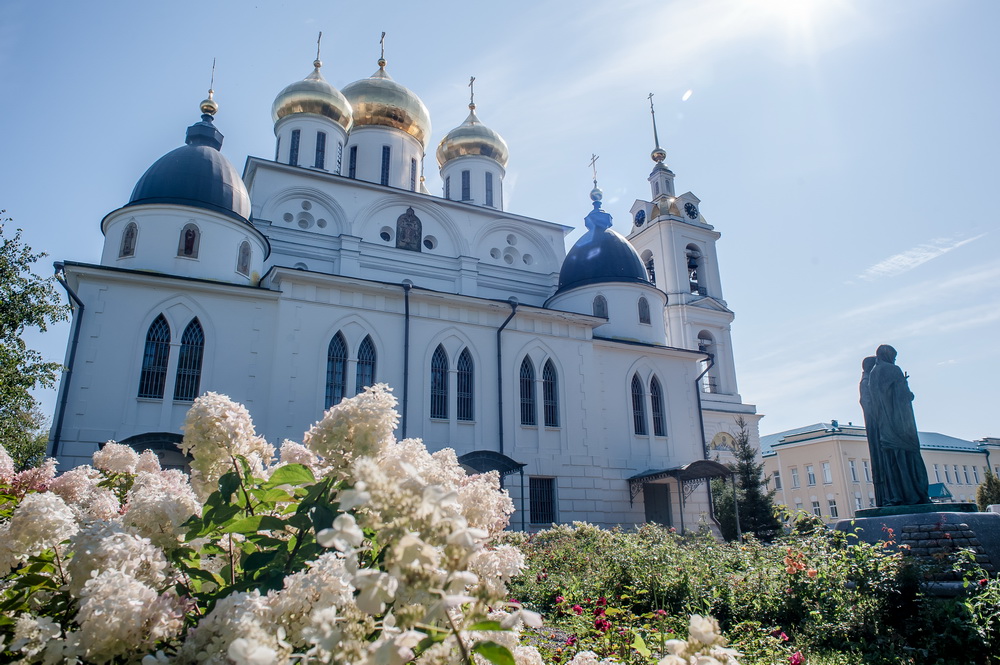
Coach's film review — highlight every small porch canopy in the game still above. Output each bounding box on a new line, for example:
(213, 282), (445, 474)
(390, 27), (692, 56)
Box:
(458, 450), (528, 531)
(628, 459), (739, 537)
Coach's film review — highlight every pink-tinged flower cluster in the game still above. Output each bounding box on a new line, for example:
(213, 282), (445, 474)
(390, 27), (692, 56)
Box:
(93, 441), (140, 474)
(653, 614), (742, 665)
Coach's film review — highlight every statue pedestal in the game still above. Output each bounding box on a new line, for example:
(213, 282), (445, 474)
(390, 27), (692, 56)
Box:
(834, 509), (1000, 582)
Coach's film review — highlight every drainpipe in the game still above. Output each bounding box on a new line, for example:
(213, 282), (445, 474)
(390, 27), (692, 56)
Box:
(401, 282), (412, 439)
(496, 299), (518, 456)
(694, 352), (715, 459)
(50, 262), (85, 458)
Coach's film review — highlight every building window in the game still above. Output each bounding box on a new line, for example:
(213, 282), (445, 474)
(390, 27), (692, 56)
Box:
(697, 332), (718, 393)
(954, 465), (962, 484)
(519, 357), (536, 426)
(337, 142), (343, 174)
(119, 222), (137, 258)
(178, 223), (200, 258)
(325, 332), (348, 408)
(686, 245), (704, 295)
(650, 376), (666, 436)
(854, 493), (863, 510)
(593, 295), (608, 318)
(445, 176), (450, 199)
(529, 477), (556, 524)
(773, 470), (782, 490)
(862, 460), (872, 482)
(289, 129), (300, 166)
(236, 241), (251, 276)
(315, 131), (326, 169)
(348, 146), (358, 178)
(542, 360), (558, 427)
(945, 466), (953, 483)
(380, 146), (391, 186)
(822, 462), (832, 484)
(461, 170), (471, 200)
(275, 136), (281, 161)
(934, 464), (941, 482)
(457, 349), (474, 422)
(973, 466), (980, 484)
(356, 336), (376, 395)
(638, 297), (651, 324)
(828, 499), (839, 518)
(790, 467), (800, 489)
(868, 493), (875, 507)
(631, 374), (647, 436)
(173, 318), (204, 401)
(645, 258), (655, 284)
(811, 500), (822, 517)
(410, 158), (417, 191)
(137, 315), (170, 399)
(794, 498), (803, 512)
(849, 459), (859, 482)
(806, 465), (816, 486)
(431, 345), (449, 419)
(485, 172), (494, 207)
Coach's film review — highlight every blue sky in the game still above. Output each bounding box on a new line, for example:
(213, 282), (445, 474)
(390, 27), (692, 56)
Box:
(2, 0), (997, 441)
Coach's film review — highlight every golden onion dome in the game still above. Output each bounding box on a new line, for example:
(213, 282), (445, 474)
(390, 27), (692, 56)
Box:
(341, 59), (431, 148)
(436, 104), (509, 168)
(271, 59), (353, 132)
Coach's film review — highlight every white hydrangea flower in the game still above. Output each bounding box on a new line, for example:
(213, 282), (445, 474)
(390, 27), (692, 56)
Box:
(468, 545), (526, 596)
(93, 441), (140, 474)
(316, 513), (364, 552)
(268, 551), (355, 646)
(66, 520), (169, 595)
(179, 590), (285, 665)
(124, 469), (201, 550)
(688, 614), (722, 647)
(304, 384), (398, 477)
(513, 646), (545, 665)
(0, 443), (16, 483)
(228, 637), (278, 665)
(9, 614), (62, 659)
(49, 464), (103, 504)
(136, 449), (162, 473)
(353, 569), (399, 614)
(278, 439), (321, 469)
(1, 492), (78, 572)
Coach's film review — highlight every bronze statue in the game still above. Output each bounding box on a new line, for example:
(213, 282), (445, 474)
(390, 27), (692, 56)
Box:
(859, 356), (885, 506)
(866, 345), (931, 506)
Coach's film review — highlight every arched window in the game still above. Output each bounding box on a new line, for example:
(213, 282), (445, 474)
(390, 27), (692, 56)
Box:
(593, 295), (608, 318)
(519, 357), (536, 426)
(631, 374), (647, 435)
(638, 297), (651, 324)
(356, 335), (376, 395)
(178, 223), (200, 258)
(236, 241), (251, 276)
(174, 318), (205, 401)
(137, 315), (170, 399)
(542, 360), (559, 427)
(645, 257), (655, 284)
(698, 331), (719, 394)
(650, 376), (666, 436)
(326, 332), (348, 408)
(686, 244), (704, 295)
(431, 345), (449, 419)
(119, 222), (137, 258)
(457, 349), (474, 421)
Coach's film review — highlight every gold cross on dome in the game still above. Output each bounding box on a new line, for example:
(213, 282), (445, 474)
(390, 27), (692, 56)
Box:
(589, 153), (600, 184)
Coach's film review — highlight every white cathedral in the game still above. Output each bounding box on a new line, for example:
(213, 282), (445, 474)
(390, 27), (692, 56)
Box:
(49, 48), (758, 531)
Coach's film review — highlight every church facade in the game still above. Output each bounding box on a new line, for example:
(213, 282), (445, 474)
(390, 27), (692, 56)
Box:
(49, 51), (758, 530)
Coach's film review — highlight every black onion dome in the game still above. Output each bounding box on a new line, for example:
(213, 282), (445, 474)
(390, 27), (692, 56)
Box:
(557, 199), (650, 293)
(125, 114), (251, 222)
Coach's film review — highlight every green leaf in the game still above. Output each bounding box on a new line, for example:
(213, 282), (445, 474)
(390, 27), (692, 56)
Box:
(250, 487), (294, 504)
(263, 464), (316, 489)
(222, 515), (287, 534)
(472, 642), (515, 665)
(243, 549), (280, 572)
(218, 471), (241, 502)
(631, 632), (651, 658)
(466, 620), (505, 631)
(309, 503), (335, 533)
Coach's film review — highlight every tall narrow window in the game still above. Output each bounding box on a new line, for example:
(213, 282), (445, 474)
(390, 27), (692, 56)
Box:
(289, 129), (300, 166)
(593, 295), (608, 318)
(445, 176), (451, 199)
(631, 374), (647, 435)
(348, 146), (358, 178)
(529, 477), (556, 524)
(410, 158), (417, 191)
(638, 297), (651, 324)
(138, 315), (170, 399)
(461, 170), (471, 200)
(698, 332), (717, 393)
(236, 241), (251, 276)
(650, 376), (666, 436)
(275, 136), (281, 161)
(173, 318), (204, 401)
(519, 357), (536, 426)
(120, 222), (137, 258)
(355, 336), (376, 394)
(687, 245), (704, 295)
(645, 258), (655, 284)
(314, 131), (326, 169)
(380, 146), (391, 186)
(325, 332), (348, 408)
(485, 172), (494, 207)
(431, 345), (448, 419)
(336, 142), (344, 174)
(542, 360), (559, 427)
(773, 470), (782, 490)
(457, 349), (474, 421)
(178, 223), (200, 258)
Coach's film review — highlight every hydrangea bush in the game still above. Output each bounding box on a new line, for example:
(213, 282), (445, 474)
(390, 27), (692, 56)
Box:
(0, 385), (540, 664)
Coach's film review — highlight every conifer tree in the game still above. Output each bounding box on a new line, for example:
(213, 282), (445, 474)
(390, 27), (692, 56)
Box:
(977, 468), (1000, 511)
(711, 416), (781, 541)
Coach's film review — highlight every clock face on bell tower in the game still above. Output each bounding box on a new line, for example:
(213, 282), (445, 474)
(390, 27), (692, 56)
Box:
(684, 202), (699, 219)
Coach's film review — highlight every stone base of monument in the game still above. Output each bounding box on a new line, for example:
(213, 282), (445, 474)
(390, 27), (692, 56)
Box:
(833, 508), (1000, 589)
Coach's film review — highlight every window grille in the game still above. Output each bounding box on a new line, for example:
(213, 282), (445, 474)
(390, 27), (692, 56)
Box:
(461, 170), (471, 200)
(173, 318), (204, 401)
(349, 146), (358, 178)
(431, 345), (448, 419)
(337, 142), (343, 174)
(650, 376), (666, 436)
(356, 336), (376, 394)
(542, 360), (558, 427)
(275, 136), (281, 161)
(519, 357), (536, 425)
(485, 172), (494, 206)
(445, 176), (450, 199)
(410, 158), (417, 191)
(631, 374), (647, 435)
(315, 131), (326, 169)
(529, 477), (556, 524)
(138, 315), (171, 399)
(326, 333), (348, 408)
(457, 349), (474, 421)
(380, 146), (391, 186)
(289, 129), (300, 166)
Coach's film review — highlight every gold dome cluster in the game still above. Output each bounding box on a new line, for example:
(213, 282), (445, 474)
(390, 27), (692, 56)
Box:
(271, 60), (353, 132)
(436, 104), (509, 168)
(341, 60), (432, 148)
